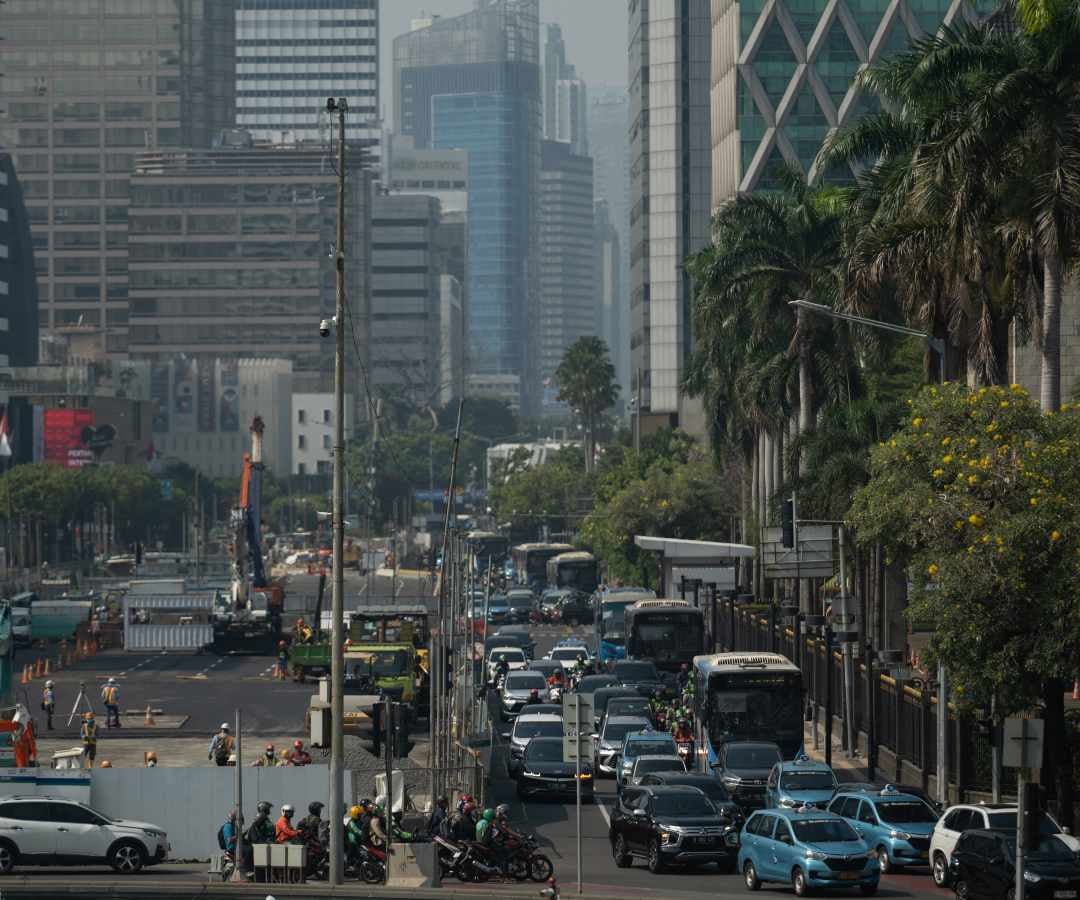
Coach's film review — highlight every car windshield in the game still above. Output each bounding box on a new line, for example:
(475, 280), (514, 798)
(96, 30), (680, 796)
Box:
(608, 699), (651, 718)
(793, 819), (861, 843)
(988, 812), (1059, 834)
(506, 673), (547, 691)
(652, 793), (716, 817)
(616, 662), (659, 681)
(781, 772), (837, 791)
(492, 649), (525, 663)
(726, 746), (782, 768)
(1023, 836), (1075, 861)
(875, 801), (937, 824)
(552, 649), (586, 661)
(514, 721), (563, 740)
(603, 722), (647, 743)
(508, 596), (532, 608)
(637, 758), (685, 774)
(525, 741), (563, 763)
(628, 740), (676, 757)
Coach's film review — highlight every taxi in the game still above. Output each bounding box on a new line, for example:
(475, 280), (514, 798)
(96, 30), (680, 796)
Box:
(766, 754), (838, 809)
(738, 805), (879, 896)
(827, 784), (940, 873)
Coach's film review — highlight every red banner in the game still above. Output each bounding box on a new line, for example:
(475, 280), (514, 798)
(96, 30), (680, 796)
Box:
(43, 409), (94, 469)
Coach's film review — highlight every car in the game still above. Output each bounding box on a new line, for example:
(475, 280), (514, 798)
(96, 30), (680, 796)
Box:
(592, 686), (643, 730)
(766, 754), (838, 809)
(603, 695), (652, 727)
(558, 590), (594, 624)
(610, 785), (740, 874)
(574, 674), (619, 698)
(527, 659), (566, 682)
(930, 803), (1079, 887)
(539, 589), (564, 618)
(486, 596), (510, 624)
(486, 646), (528, 683)
(613, 660), (666, 698)
(522, 703), (563, 718)
(828, 785), (939, 873)
(484, 633), (532, 660)
(546, 646), (591, 666)
(836, 781), (942, 813)
(499, 670), (551, 720)
(594, 714), (654, 775)
(948, 829), (1080, 900)
(0, 796), (170, 874)
(617, 729), (680, 788)
(505, 589), (535, 624)
(738, 807), (880, 896)
(491, 625), (535, 658)
(638, 773), (743, 823)
(715, 741), (783, 810)
(515, 736), (594, 801)
(629, 754), (688, 786)
(508, 713), (565, 776)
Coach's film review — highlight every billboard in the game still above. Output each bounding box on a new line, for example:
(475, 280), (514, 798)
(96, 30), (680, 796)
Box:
(43, 409), (95, 469)
(197, 360), (215, 432)
(217, 359), (239, 432)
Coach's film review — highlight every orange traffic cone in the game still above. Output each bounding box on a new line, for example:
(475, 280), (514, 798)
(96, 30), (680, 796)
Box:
(20, 665), (28, 685)
(43, 659), (50, 676)
(1073, 679), (1079, 701)
(144, 705), (154, 726)
(33, 658), (42, 677)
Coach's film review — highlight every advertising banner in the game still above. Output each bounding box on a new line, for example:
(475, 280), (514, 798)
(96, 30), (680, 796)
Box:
(217, 359), (239, 432)
(197, 358), (215, 432)
(150, 363), (170, 433)
(172, 357), (197, 433)
(43, 409), (94, 469)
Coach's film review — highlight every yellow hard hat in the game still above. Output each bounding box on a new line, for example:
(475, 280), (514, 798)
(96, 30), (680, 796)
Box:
(349, 805), (362, 819)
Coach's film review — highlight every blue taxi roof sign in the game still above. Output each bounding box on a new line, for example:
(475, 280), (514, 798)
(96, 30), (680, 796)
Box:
(880, 783), (900, 795)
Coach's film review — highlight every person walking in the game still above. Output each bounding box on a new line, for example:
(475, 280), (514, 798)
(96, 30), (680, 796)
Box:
(41, 680), (55, 730)
(101, 677), (121, 728)
(80, 712), (98, 768)
(208, 723), (235, 766)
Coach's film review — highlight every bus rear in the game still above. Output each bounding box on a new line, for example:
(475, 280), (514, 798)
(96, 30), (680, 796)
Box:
(625, 599), (705, 672)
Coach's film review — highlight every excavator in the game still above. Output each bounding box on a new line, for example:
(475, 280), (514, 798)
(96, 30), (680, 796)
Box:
(212, 417), (286, 653)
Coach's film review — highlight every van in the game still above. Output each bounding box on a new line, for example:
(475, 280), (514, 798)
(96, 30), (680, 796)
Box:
(11, 608), (30, 647)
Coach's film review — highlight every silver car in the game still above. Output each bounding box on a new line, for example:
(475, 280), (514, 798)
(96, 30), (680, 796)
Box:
(499, 670), (551, 721)
(508, 712), (564, 775)
(593, 714), (653, 776)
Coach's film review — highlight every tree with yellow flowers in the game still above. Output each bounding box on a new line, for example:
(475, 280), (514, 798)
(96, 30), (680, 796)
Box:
(849, 382), (1080, 826)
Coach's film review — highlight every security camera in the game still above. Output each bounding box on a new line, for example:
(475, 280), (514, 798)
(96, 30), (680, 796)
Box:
(319, 318), (333, 338)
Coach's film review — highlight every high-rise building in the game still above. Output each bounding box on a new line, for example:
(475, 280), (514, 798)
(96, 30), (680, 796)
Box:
(594, 200), (623, 399)
(0, 0), (236, 351)
(394, 1), (541, 413)
(538, 140), (594, 406)
(710, 0), (983, 202)
(0, 153), (40, 366)
(235, 0), (379, 154)
(543, 24), (587, 154)
(629, 0), (712, 437)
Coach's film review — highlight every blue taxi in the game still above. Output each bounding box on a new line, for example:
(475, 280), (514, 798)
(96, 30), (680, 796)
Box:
(766, 754), (838, 810)
(738, 806), (879, 896)
(826, 785), (939, 873)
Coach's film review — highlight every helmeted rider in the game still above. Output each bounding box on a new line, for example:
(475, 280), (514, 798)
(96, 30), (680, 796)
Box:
(524, 688), (542, 707)
(275, 804), (300, 843)
(246, 801), (275, 845)
(673, 717), (693, 742)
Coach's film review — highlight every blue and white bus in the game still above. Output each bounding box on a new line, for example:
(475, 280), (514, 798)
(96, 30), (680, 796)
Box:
(595, 588), (655, 663)
(624, 598), (706, 673)
(691, 652), (804, 767)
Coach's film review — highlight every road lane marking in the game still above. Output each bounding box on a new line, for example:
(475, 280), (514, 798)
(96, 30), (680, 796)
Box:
(596, 799), (611, 828)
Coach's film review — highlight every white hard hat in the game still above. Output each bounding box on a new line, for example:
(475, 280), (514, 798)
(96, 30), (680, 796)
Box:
(107, 677), (116, 684)
(221, 723), (230, 731)
(46, 680), (54, 687)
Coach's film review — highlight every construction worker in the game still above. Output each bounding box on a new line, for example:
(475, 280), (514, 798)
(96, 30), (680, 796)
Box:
(41, 680), (55, 730)
(80, 712), (98, 768)
(275, 804), (300, 843)
(254, 743), (276, 767)
(294, 618), (313, 644)
(101, 677), (121, 728)
(208, 723), (235, 766)
(277, 641), (288, 680)
(145, 751), (158, 767)
(279, 748), (292, 766)
(286, 739), (312, 766)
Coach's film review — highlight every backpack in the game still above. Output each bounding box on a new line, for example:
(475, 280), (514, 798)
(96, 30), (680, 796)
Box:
(216, 823), (228, 850)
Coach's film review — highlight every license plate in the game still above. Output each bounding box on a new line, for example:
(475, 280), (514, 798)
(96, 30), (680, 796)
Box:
(692, 837), (714, 847)
(1053, 891), (1076, 899)
(838, 871), (860, 880)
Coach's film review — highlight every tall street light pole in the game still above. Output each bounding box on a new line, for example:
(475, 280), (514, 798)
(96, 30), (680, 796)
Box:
(326, 95), (348, 886)
(788, 298), (949, 803)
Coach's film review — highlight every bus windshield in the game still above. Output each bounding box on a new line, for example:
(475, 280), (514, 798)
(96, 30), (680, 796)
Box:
(555, 561), (598, 593)
(628, 611), (704, 665)
(706, 670), (803, 757)
(600, 600), (635, 643)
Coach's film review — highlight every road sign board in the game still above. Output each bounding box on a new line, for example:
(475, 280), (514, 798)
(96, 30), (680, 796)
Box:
(562, 734), (593, 762)
(563, 694), (593, 727)
(1003, 718), (1044, 769)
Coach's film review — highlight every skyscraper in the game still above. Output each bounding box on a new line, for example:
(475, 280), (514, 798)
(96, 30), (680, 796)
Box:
(235, 0), (379, 153)
(594, 200), (624, 401)
(629, 0), (712, 437)
(0, 0), (236, 352)
(0, 153), (40, 366)
(543, 24), (587, 154)
(394, 1), (540, 413)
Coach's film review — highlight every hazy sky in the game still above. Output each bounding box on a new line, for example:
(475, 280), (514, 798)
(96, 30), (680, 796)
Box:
(379, 0), (628, 128)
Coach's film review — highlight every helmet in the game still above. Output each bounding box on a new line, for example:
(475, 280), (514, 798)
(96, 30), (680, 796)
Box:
(281, 804), (294, 816)
(100, 760), (112, 768)
(257, 801), (272, 814)
(482, 809), (495, 822)
(108, 677), (117, 684)
(281, 749), (291, 760)
(679, 719), (689, 728)
(45, 680), (54, 687)
(293, 740), (303, 750)
(495, 803), (510, 818)
(529, 688), (539, 698)
(375, 794), (387, 810)
(221, 723), (230, 732)
(349, 805), (362, 819)
(461, 803), (475, 816)
(308, 802), (324, 815)
(359, 797), (372, 810)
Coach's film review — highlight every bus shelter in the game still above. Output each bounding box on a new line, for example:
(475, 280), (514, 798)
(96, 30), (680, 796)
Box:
(632, 536), (754, 600)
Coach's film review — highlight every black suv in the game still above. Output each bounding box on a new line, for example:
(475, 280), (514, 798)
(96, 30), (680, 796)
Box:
(638, 772), (743, 825)
(613, 660), (666, 698)
(950, 829), (1080, 900)
(713, 741), (782, 810)
(609, 784), (739, 874)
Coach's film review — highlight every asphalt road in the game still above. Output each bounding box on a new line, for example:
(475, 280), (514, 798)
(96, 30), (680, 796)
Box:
(483, 623), (948, 900)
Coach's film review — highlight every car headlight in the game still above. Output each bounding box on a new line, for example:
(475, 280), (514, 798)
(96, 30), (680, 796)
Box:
(889, 830), (912, 841)
(1023, 871), (1041, 884)
(579, 772), (592, 780)
(143, 829), (166, 839)
(659, 831), (678, 845)
(805, 849), (828, 861)
(721, 776), (741, 788)
(779, 798), (797, 807)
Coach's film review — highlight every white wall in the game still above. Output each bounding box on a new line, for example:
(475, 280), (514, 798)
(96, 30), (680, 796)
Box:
(291, 392), (353, 476)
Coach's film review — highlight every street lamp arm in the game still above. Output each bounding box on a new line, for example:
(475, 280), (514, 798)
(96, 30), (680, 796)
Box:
(788, 298), (945, 357)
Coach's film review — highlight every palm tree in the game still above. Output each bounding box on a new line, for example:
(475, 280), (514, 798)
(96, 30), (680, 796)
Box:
(554, 336), (619, 474)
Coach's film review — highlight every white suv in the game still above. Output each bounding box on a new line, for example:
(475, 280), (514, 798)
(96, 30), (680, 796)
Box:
(0, 796), (169, 874)
(929, 803), (1079, 886)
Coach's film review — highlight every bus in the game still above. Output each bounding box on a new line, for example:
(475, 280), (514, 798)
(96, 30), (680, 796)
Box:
(595, 588), (656, 663)
(464, 531), (510, 573)
(624, 598), (706, 673)
(511, 542), (574, 591)
(545, 551), (599, 595)
(691, 652), (803, 766)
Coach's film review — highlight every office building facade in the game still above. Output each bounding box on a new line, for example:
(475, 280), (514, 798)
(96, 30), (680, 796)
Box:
(0, 0), (236, 348)
(539, 140), (594, 405)
(0, 153), (40, 366)
(543, 24), (587, 154)
(235, 0), (379, 153)
(395, 0), (540, 413)
(629, 0), (712, 435)
(594, 200), (624, 399)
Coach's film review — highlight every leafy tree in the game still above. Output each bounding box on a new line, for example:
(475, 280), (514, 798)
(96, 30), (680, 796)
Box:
(555, 336), (619, 474)
(849, 382), (1079, 824)
(488, 446), (592, 541)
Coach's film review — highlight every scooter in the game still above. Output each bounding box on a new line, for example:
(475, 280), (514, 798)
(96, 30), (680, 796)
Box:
(434, 835), (497, 882)
(549, 685), (562, 704)
(676, 738), (694, 768)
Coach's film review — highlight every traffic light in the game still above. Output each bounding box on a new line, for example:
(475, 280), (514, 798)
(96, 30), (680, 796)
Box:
(1022, 782), (1044, 852)
(781, 498), (795, 548)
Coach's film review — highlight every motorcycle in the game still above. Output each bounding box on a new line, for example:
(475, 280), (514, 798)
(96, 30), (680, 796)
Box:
(347, 843), (386, 883)
(503, 833), (555, 883)
(549, 685), (563, 704)
(434, 835), (497, 882)
(676, 738), (694, 768)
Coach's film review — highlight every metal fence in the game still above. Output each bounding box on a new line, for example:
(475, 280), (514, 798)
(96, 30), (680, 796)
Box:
(707, 597), (1000, 798)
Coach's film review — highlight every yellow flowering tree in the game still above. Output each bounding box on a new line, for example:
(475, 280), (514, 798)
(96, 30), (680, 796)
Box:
(849, 383), (1080, 822)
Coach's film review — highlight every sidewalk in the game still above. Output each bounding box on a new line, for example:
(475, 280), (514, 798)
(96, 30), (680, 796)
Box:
(802, 717), (870, 782)
(37, 734), (306, 768)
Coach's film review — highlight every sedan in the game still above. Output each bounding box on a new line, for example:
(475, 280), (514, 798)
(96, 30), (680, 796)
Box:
(516, 737), (594, 802)
(499, 671), (551, 720)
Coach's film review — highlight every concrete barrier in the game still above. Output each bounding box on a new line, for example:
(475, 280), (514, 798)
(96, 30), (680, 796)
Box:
(386, 841), (440, 888)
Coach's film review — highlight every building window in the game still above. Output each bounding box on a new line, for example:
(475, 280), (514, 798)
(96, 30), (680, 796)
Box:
(323, 409), (331, 424)
(316, 460), (331, 475)
(322, 434), (331, 450)
(297, 434), (306, 450)
(297, 409), (306, 424)
(298, 462), (306, 476)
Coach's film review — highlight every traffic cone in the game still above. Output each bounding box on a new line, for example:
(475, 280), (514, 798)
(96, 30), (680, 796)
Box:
(20, 665), (28, 685)
(43, 659), (49, 676)
(34, 658), (42, 677)
(1073, 679), (1079, 701)
(144, 705), (154, 726)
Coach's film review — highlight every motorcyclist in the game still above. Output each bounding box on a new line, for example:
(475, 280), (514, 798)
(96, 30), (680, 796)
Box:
(298, 801), (324, 838)
(474, 808), (495, 846)
(345, 805), (368, 867)
(298, 802), (326, 874)
(547, 668), (566, 690)
(220, 810), (239, 856)
(673, 717), (693, 742)
(524, 688), (542, 708)
(451, 802), (476, 842)
(494, 655), (510, 684)
(275, 804), (300, 843)
(428, 796), (449, 837)
(368, 802), (388, 848)
(391, 810), (414, 842)
(246, 801), (276, 845)
(490, 803), (524, 872)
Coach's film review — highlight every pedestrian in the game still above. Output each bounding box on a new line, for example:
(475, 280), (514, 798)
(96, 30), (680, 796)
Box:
(80, 711), (98, 768)
(275, 804), (300, 843)
(101, 677), (121, 728)
(208, 722), (235, 766)
(286, 739), (311, 766)
(41, 680), (55, 731)
(277, 641), (289, 680)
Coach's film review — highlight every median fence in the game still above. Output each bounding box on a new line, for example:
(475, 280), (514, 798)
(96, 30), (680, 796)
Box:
(704, 596), (1000, 800)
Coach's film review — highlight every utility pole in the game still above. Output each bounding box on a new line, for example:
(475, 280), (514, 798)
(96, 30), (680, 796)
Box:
(325, 95), (348, 887)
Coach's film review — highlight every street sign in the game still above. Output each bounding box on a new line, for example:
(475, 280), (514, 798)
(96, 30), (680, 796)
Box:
(562, 734), (593, 762)
(563, 694), (593, 727)
(1003, 718), (1044, 769)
